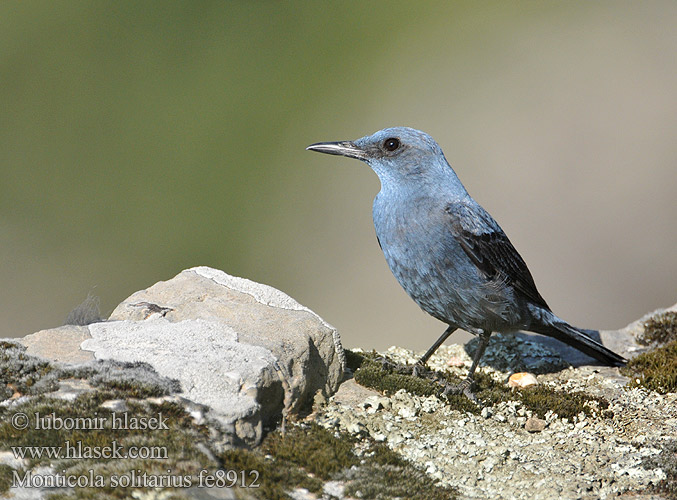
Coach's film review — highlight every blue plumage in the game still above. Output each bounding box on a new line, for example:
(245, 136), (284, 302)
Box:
(307, 127), (625, 394)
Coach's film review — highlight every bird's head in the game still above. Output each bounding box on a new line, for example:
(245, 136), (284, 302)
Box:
(307, 127), (460, 191)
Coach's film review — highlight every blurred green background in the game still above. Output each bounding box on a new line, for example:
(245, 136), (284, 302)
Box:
(2, 1), (676, 351)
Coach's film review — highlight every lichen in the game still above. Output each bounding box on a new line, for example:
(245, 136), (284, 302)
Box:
(0, 343), (180, 400)
(0, 345), (455, 500)
(0, 392), (214, 500)
(640, 439), (677, 497)
(0, 345), (214, 500)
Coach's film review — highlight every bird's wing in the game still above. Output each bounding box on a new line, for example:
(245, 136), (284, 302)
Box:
(445, 201), (550, 310)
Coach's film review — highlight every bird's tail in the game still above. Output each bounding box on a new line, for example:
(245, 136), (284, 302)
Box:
(532, 314), (626, 367)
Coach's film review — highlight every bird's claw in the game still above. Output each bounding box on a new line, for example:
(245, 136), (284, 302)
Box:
(442, 377), (480, 405)
(411, 362), (427, 378)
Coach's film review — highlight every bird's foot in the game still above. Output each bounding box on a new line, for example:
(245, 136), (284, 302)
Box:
(411, 362), (427, 378)
(442, 377), (480, 405)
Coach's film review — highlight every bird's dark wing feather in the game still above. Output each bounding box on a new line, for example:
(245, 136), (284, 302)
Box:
(445, 202), (550, 310)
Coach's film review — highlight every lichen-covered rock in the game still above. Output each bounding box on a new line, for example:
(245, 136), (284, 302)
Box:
(317, 345), (677, 500)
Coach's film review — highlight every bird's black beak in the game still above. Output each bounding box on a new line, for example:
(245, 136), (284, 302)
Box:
(306, 141), (367, 160)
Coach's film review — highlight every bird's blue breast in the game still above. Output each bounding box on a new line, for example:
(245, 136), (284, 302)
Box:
(372, 190), (521, 332)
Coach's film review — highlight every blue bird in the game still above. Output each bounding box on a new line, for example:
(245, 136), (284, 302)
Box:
(307, 127), (625, 397)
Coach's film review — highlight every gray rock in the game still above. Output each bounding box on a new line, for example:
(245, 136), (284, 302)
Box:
(318, 343), (676, 500)
(109, 266), (345, 408)
(6, 267), (344, 448)
(79, 266), (344, 446)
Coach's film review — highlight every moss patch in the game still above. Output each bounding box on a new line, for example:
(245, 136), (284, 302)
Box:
(0, 464), (14, 494)
(638, 311), (677, 345)
(622, 341), (677, 394)
(0, 344), (212, 500)
(262, 421), (358, 478)
(217, 423), (457, 500)
(1, 392), (213, 499)
(351, 350), (611, 420)
(0, 342), (56, 395)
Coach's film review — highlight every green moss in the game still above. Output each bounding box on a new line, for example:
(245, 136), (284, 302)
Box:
(217, 424), (349, 499)
(0, 391), (215, 499)
(349, 350), (611, 420)
(215, 423), (456, 500)
(640, 439), (677, 497)
(220, 446), (323, 500)
(517, 386), (609, 420)
(340, 438), (458, 499)
(354, 359), (440, 397)
(367, 440), (407, 467)
(341, 463), (456, 500)
(0, 464), (14, 494)
(622, 341), (677, 394)
(262, 422), (358, 479)
(638, 311), (677, 345)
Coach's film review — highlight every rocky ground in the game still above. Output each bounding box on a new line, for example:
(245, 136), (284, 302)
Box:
(314, 342), (677, 500)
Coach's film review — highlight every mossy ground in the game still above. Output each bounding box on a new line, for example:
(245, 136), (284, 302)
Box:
(0, 341), (55, 395)
(620, 311), (677, 394)
(348, 350), (610, 420)
(621, 341), (677, 394)
(1, 392), (214, 499)
(218, 423), (457, 500)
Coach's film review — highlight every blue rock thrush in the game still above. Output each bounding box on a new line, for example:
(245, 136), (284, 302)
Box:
(307, 127), (625, 397)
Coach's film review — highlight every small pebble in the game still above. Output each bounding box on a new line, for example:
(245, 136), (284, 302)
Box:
(508, 372), (538, 388)
(446, 356), (466, 367)
(525, 417), (547, 433)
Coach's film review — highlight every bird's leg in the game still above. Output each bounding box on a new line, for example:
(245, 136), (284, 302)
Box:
(413, 325), (457, 376)
(443, 329), (492, 403)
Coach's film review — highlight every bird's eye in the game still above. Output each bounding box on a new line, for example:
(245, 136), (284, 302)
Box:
(383, 137), (400, 152)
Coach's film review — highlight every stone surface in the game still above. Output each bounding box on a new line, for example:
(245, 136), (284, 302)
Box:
(84, 318), (278, 445)
(18, 325), (93, 363)
(106, 267), (343, 405)
(524, 416), (546, 432)
(4, 273), (674, 499)
(10, 267), (345, 448)
(508, 372), (538, 388)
